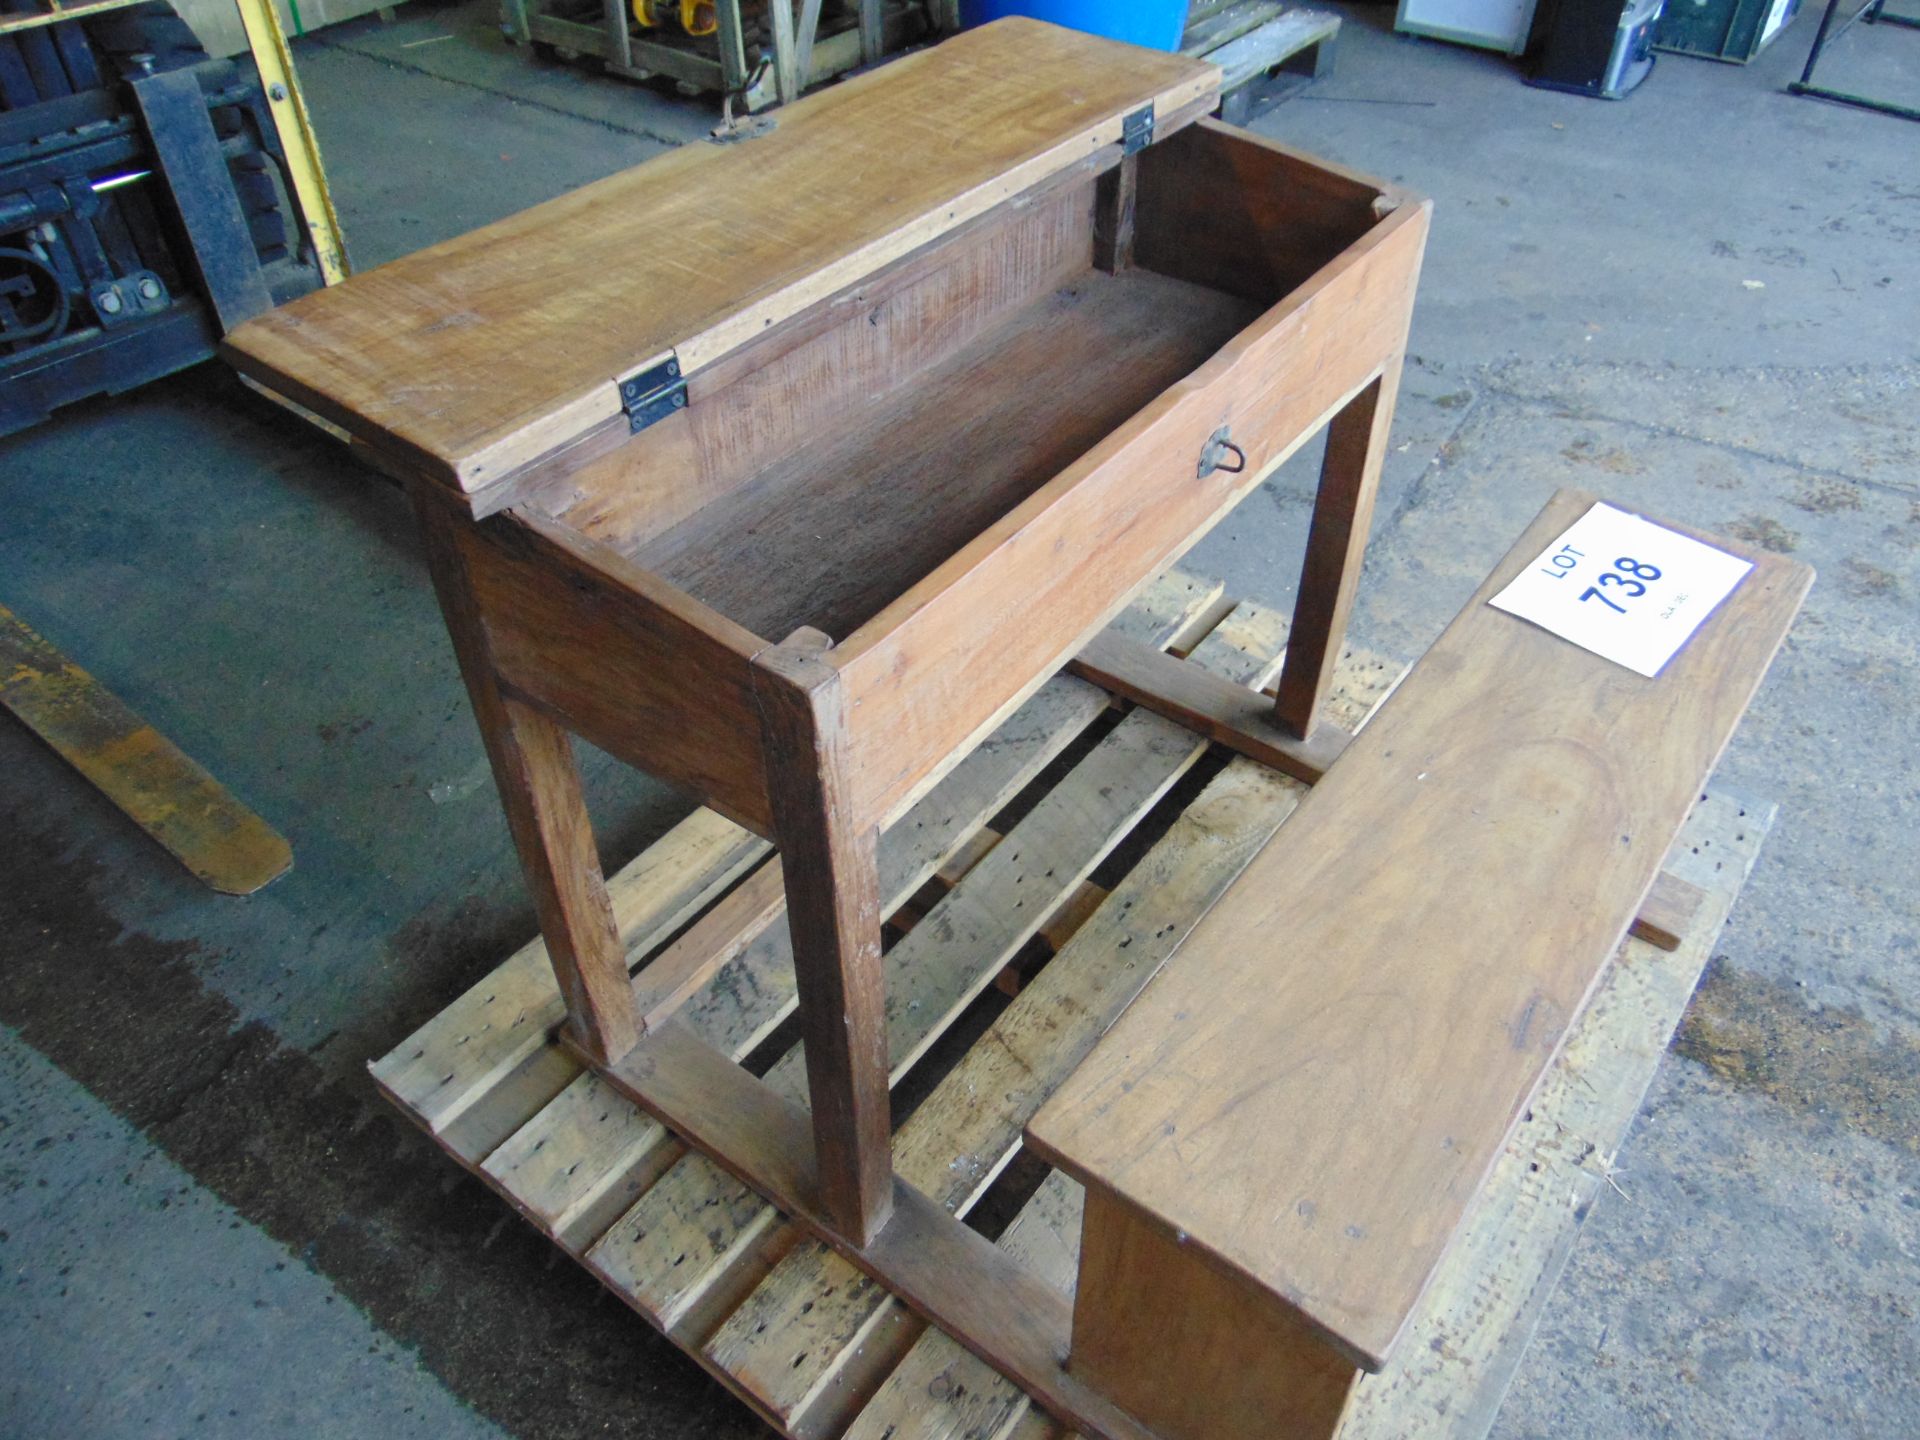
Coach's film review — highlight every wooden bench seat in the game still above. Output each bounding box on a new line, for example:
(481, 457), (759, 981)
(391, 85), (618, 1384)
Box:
(1025, 488), (1811, 1440)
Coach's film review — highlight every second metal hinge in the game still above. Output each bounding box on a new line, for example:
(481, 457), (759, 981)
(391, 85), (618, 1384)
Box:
(619, 354), (687, 434)
(1121, 105), (1154, 156)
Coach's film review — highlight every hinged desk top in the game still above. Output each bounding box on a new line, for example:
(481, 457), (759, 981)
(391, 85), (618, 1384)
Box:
(222, 19), (1218, 498)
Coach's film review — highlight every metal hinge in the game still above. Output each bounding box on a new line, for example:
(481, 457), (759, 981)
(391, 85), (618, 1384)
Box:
(619, 354), (687, 434)
(1121, 105), (1154, 156)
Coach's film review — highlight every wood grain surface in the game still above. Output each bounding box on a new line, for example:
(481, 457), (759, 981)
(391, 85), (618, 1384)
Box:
(751, 634), (895, 1244)
(830, 168), (1427, 833)
(1072, 1187), (1358, 1440)
(415, 497), (643, 1063)
(1028, 489), (1812, 1371)
(1069, 628), (1350, 783)
(453, 504), (773, 833)
(635, 268), (1257, 642)
(556, 183), (1098, 560)
(221, 19), (1216, 496)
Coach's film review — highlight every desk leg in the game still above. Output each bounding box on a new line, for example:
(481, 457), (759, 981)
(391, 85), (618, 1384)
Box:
(753, 632), (895, 1247)
(414, 494), (642, 1066)
(1274, 362), (1402, 741)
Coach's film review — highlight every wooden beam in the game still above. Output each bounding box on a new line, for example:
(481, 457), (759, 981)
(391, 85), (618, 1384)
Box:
(493, 695), (646, 1064)
(1273, 366), (1400, 739)
(415, 492), (642, 1065)
(1070, 629), (1349, 783)
(751, 630), (894, 1245)
(593, 1019), (1164, 1440)
(1629, 870), (1708, 953)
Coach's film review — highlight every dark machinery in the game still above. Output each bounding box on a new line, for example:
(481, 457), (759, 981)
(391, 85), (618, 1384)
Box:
(1, 1), (327, 436)
(1526, 0), (1667, 98)
(1790, 0), (1919, 122)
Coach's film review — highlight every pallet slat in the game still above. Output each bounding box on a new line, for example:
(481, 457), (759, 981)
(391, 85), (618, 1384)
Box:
(370, 805), (767, 1146)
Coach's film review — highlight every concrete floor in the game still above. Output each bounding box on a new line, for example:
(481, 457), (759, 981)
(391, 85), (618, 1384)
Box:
(1, 4), (1915, 1436)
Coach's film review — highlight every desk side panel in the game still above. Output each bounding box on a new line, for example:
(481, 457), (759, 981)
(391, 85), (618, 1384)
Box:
(456, 511), (773, 835)
(1133, 118), (1405, 302)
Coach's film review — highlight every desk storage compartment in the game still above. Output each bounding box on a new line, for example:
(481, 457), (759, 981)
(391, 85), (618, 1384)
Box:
(530, 119), (1428, 828)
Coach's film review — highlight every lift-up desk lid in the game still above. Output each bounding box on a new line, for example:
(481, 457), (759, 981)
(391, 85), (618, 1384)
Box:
(221, 18), (1218, 509)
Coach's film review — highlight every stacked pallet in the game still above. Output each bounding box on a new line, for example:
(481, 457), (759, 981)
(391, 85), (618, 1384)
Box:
(1182, 0), (1341, 117)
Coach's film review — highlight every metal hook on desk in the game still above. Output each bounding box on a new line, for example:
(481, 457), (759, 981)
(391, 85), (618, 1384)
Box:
(1198, 426), (1247, 480)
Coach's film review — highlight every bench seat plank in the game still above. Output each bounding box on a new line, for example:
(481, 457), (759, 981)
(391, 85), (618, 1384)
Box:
(1026, 487), (1811, 1374)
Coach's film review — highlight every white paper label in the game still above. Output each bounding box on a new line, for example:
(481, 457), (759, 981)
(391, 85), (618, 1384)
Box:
(1488, 502), (1752, 678)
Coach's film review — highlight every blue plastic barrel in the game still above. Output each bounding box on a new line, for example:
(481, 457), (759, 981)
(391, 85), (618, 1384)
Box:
(959, 0), (1188, 52)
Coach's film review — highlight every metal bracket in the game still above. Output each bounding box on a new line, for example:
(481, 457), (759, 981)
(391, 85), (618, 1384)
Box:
(619, 354), (687, 433)
(129, 67), (274, 334)
(90, 270), (171, 329)
(1121, 105), (1154, 156)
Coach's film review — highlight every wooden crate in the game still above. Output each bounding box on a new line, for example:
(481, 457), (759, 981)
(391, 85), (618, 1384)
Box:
(372, 569), (1779, 1440)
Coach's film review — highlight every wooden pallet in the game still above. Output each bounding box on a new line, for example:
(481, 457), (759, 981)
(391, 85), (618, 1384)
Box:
(372, 568), (1775, 1440)
(1183, 1), (1341, 121)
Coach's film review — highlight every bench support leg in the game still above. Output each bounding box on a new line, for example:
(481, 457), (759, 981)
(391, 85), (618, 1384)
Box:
(752, 630), (895, 1247)
(1274, 362), (1402, 741)
(1069, 1189), (1361, 1440)
(414, 492), (643, 1066)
